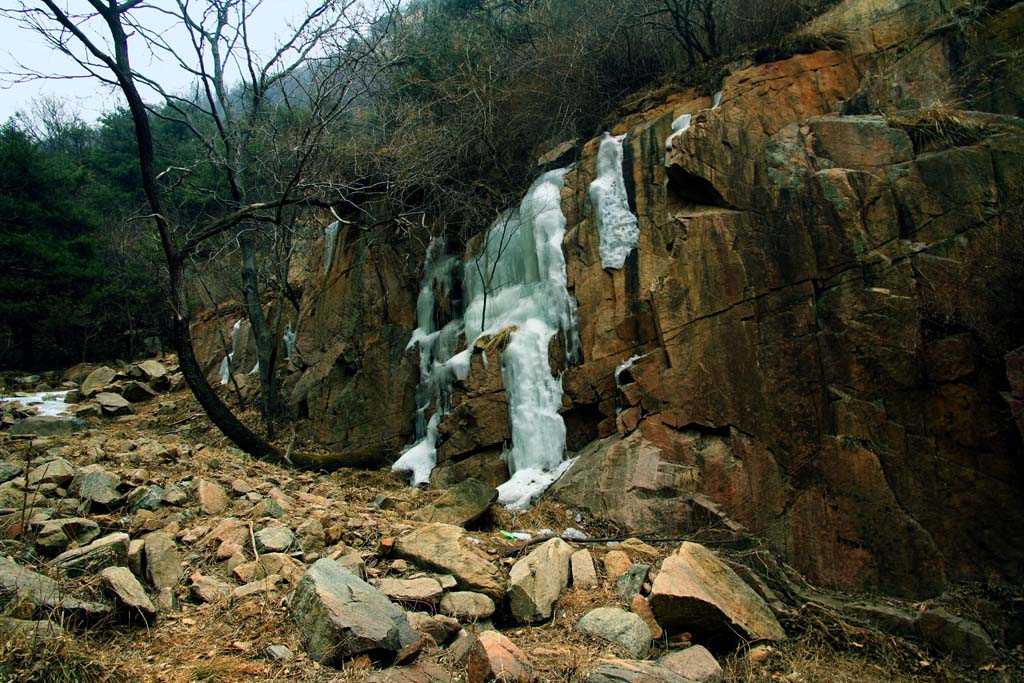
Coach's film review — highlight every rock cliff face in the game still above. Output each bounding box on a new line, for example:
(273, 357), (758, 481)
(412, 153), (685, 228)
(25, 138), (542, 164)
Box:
(195, 0), (1024, 597)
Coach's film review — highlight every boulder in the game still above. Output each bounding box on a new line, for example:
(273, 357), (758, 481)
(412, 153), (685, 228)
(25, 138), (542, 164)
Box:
(366, 661), (458, 683)
(190, 572), (233, 603)
(290, 558), (422, 666)
(571, 549), (599, 589)
(439, 591), (496, 621)
(100, 566), (156, 622)
(8, 416), (88, 437)
(410, 478), (497, 527)
(136, 360), (168, 384)
(69, 466), (122, 511)
(507, 537), (574, 624)
(0, 556), (110, 623)
(584, 659), (694, 683)
(577, 607), (652, 658)
(196, 478), (230, 514)
(50, 532), (129, 577)
(122, 381), (158, 403)
(27, 457), (76, 486)
(33, 517), (100, 555)
(616, 564), (649, 603)
(914, 607), (998, 665)
(95, 392), (132, 416)
(406, 611), (462, 645)
(604, 551), (632, 582)
(144, 532), (182, 590)
(466, 631), (533, 683)
(255, 526), (294, 553)
(81, 366), (117, 396)
(393, 524), (505, 599)
(659, 645), (722, 683)
(649, 543), (785, 650)
(378, 577), (444, 605)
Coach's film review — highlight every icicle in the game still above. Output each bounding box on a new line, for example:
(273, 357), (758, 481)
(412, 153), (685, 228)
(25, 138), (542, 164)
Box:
(588, 133), (639, 271)
(323, 221), (340, 274)
(219, 319), (242, 385)
(664, 89), (723, 151)
(283, 323), (296, 360)
(665, 113), (692, 150)
(392, 239), (465, 485)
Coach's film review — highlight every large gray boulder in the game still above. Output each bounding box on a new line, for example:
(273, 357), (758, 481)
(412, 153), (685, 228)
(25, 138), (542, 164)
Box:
(507, 537), (573, 624)
(291, 558), (421, 666)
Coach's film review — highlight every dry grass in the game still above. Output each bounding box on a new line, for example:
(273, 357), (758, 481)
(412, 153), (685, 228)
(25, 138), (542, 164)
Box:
(886, 107), (991, 153)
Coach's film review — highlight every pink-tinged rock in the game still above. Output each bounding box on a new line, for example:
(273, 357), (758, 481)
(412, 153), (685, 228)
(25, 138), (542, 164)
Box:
(571, 549), (598, 589)
(197, 478), (229, 515)
(649, 543), (785, 650)
(603, 550), (632, 583)
(466, 631), (533, 683)
(659, 645), (723, 683)
(190, 572), (232, 603)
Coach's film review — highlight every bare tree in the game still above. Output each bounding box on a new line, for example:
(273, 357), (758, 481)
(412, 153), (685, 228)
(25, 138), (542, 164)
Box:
(2, 0), (393, 463)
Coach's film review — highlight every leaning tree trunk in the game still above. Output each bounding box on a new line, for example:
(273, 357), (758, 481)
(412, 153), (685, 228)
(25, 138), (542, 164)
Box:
(171, 307), (283, 462)
(239, 231), (281, 439)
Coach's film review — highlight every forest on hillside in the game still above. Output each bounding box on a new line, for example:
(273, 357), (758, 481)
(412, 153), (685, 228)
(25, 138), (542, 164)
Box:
(1, 0), (845, 372)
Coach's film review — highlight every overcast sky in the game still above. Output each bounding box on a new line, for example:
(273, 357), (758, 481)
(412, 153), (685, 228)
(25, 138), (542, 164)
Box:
(0, 2), (360, 126)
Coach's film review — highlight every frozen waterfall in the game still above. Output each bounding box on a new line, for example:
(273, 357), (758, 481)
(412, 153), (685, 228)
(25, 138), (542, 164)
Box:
(394, 170), (581, 509)
(589, 133), (639, 270)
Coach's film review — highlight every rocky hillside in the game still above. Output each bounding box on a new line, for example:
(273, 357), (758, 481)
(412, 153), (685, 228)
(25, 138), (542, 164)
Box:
(0, 365), (1018, 682)
(188, 0), (1024, 602)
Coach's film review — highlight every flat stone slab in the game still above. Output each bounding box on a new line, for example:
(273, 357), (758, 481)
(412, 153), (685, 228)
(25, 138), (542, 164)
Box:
(393, 524), (505, 599)
(8, 416), (88, 437)
(378, 577), (444, 605)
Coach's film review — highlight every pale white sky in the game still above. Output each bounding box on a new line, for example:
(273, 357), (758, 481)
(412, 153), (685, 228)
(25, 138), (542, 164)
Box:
(0, 1), (372, 125)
